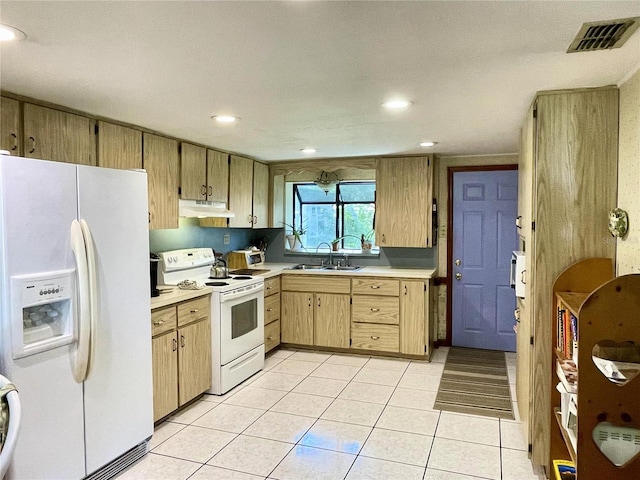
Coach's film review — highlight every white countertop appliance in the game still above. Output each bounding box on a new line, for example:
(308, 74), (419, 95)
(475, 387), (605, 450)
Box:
(158, 248), (265, 395)
(0, 155), (153, 480)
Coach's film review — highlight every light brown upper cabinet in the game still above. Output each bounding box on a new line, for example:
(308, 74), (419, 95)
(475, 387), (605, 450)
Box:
(180, 143), (229, 203)
(23, 103), (96, 166)
(1, 97), (21, 155)
(144, 133), (179, 230)
(228, 155), (269, 229)
(252, 161), (269, 228)
(96, 121), (142, 170)
(375, 155), (433, 247)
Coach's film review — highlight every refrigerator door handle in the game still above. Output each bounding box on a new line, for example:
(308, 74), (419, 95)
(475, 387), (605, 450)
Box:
(70, 220), (91, 383)
(79, 219), (98, 379)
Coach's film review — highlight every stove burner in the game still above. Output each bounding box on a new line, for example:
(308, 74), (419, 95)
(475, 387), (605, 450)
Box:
(206, 282), (229, 287)
(232, 276), (253, 280)
(209, 276), (231, 280)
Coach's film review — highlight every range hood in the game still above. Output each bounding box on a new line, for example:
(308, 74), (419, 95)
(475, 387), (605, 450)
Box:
(178, 199), (235, 218)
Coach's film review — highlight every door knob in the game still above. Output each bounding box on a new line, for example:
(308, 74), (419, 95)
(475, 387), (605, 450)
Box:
(455, 272), (462, 281)
(455, 259), (461, 266)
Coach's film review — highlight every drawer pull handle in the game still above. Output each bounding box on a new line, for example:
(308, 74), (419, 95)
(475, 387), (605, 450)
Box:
(370, 336), (380, 340)
(267, 286), (272, 290)
(370, 308), (380, 312)
(266, 308), (273, 312)
(172, 338), (178, 351)
(370, 285), (380, 289)
(190, 309), (199, 314)
(153, 319), (164, 325)
(267, 336), (273, 340)
(180, 335), (185, 348)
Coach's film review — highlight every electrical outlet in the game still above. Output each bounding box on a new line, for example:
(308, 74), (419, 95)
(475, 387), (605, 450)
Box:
(223, 234), (230, 245)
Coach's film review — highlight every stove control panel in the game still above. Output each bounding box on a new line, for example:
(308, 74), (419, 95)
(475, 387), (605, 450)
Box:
(159, 248), (215, 272)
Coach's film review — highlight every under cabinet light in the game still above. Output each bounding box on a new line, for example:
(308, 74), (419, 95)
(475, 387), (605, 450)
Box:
(211, 115), (239, 124)
(0, 24), (26, 41)
(420, 141), (437, 147)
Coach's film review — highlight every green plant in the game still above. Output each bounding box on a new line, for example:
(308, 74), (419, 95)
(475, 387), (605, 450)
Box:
(282, 222), (307, 241)
(361, 230), (374, 243)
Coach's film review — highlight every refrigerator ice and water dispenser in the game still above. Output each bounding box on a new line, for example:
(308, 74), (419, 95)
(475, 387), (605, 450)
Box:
(10, 269), (75, 359)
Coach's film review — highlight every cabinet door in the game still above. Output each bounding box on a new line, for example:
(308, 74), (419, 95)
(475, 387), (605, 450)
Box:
(23, 104), (96, 165)
(144, 133), (179, 230)
(228, 155), (254, 228)
(1, 97), (21, 155)
(315, 293), (350, 348)
(97, 121), (142, 170)
(152, 332), (178, 422)
(376, 156), (432, 247)
(400, 280), (426, 355)
(180, 143), (207, 200)
(281, 291), (313, 345)
(207, 149), (229, 203)
(178, 319), (212, 405)
(252, 161), (269, 228)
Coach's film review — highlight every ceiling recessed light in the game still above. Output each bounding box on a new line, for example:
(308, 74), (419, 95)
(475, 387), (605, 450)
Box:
(0, 24), (27, 42)
(420, 141), (437, 147)
(300, 148), (317, 154)
(211, 115), (239, 124)
(382, 99), (412, 109)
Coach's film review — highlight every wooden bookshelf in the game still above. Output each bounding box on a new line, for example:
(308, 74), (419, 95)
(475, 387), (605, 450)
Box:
(550, 258), (640, 479)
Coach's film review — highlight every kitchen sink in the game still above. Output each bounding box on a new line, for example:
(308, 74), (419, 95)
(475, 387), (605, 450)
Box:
(322, 265), (364, 271)
(287, 264), (326, 270)
(287, 264), (364, 271)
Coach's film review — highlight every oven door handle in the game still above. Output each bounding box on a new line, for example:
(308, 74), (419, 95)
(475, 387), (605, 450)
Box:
(220, 284), (264, 302)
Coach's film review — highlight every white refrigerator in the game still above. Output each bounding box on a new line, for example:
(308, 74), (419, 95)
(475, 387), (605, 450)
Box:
(0, 155), (153, 479)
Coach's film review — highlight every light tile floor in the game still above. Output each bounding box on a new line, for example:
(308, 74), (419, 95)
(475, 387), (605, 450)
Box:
(116, 348), (546, 480)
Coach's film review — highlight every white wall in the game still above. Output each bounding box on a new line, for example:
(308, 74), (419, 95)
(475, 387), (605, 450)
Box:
(617, 67), (640, 275)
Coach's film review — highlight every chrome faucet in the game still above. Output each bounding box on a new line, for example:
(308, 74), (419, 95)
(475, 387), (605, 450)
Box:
(315, 242), (333, 266)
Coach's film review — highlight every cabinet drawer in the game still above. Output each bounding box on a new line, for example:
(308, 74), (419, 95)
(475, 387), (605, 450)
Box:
(264, 293), (280, 325)
(151, 306), (177, 336)
(351, 323), (399, 353)
(352, 295), (399, 325)
(282, 275), (350, 294)
(265, 320), (280, 353)
(351, 278), (399, 296)
(177, 295), (210, 327)
(264, 276), (281, 296)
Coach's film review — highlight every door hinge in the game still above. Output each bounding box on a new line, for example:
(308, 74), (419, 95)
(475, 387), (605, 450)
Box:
(528, 444), (532, 453)
(178, 186), (182, 195)
(531, 221), (536, 231)
(530, 336), (534, 345)
(533, 107), (537, 119)
(178, 144), (182, 154)
(424, 345), (427, 353)
(349, 339), (352, 346)
(350, 298), (352, 304)
(424, 283), (427, 291)
(94, 124), (99, 135)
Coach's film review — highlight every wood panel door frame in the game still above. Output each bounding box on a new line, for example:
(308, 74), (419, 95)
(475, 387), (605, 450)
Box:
(444, 164), (518, 346)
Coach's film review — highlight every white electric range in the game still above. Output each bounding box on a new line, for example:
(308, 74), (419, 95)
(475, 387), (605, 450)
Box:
(157, 248), (265, 394)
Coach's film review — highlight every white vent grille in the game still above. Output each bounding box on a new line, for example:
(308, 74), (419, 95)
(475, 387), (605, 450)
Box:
(567, 17), (640, 52)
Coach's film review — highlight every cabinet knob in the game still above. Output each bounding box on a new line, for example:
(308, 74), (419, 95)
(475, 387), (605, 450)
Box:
(190, 308), (199, 314)
(370, 308), (380, 312)
(370, 336), (380, 340)
(153, 319), (164, 325)
(370, 285), (380, 289)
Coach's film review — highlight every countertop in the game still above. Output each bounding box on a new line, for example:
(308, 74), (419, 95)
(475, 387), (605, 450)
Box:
(238, 263), (438, 280)
(150, 285), (213, 310)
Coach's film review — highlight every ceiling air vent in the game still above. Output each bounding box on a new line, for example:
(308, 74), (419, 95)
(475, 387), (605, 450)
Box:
(567, 17), (640, 53)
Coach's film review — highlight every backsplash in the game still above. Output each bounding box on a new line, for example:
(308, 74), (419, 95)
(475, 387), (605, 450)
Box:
(150, 222), (437, 269)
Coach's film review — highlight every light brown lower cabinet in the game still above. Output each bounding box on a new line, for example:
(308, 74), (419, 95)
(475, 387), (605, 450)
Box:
(151, 295), (212, 422)
(264, 277), (281, 352)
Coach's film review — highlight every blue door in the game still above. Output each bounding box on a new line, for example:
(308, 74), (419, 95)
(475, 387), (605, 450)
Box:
(451, 169), (518, 351)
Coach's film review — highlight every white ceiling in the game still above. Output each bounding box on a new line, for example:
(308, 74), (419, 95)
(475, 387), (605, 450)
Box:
(1, 1), (639, 161)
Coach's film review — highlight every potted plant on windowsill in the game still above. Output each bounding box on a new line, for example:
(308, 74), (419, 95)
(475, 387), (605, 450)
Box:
(283, 222), (306, 251)
(361, 231), (374, 253)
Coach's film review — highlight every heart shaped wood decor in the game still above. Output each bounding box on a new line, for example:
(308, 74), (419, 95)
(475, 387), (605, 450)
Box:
(592, 341), (640, 386)
(592, 422), (640, 467)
